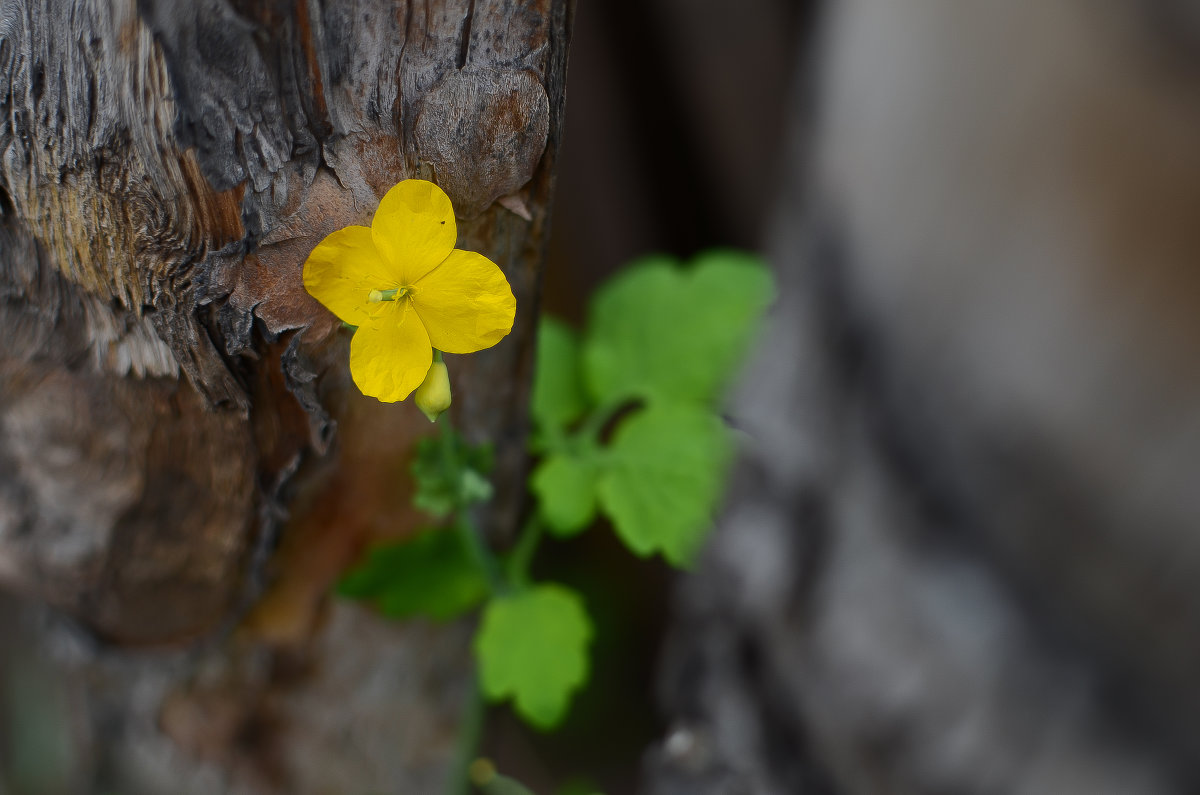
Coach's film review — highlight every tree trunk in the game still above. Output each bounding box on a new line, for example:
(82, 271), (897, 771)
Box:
(0, 0), (571, 791)
(649, 2), (1200, 793)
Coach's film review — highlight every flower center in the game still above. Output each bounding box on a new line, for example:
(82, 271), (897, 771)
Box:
(368, 286), (411, 303)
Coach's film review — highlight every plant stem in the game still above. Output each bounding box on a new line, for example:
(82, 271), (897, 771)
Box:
(505, 513), (544, 588)
(436, 416), (506, 594)
(456, 514), (506, 595)
(431, 415), (550, 795)
(447, 676), (487, 795)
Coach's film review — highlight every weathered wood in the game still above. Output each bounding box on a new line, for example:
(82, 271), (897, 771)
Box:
(0, 0), (572, 789)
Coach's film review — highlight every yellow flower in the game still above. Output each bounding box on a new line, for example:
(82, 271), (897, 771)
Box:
(303, 180), (516, 402)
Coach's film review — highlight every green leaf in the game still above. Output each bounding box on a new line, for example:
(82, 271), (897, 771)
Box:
(530, 452), (599, 536)
(460, 468), (495, 505)
(597, 404), (732, 566)
(337, 527), (489, 621)
(583, 250), (774, 407)
(411, 427), (494, 518)
(474, 584), (594, 730)
(532, 317), (588, 433)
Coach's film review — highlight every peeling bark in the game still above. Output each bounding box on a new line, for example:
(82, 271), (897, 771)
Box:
(0, 0), (572, 789)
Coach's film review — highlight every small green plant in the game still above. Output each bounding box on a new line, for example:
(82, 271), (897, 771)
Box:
(529, 251), (775, 561)
(304, 181), (778, 791)
(334, 248), (773, 792)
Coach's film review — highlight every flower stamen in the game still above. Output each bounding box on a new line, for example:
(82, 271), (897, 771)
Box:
(368, 286), (411, 303)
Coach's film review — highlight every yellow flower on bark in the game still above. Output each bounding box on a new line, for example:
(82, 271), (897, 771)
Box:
(303, 180), (516, 402)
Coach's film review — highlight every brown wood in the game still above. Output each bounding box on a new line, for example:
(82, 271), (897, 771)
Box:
(0, 0), (572, 789)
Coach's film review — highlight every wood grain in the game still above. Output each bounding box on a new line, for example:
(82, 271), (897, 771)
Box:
(0, 0), (572, 788)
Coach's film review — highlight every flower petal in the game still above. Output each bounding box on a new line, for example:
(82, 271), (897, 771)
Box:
(303, 225), (400, 326)
(349, 302), (433, 402)
(371, 180), (457, 283)
(411, 250), (516, 354)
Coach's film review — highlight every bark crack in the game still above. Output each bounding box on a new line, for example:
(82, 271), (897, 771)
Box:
(457, 0), (476, 69)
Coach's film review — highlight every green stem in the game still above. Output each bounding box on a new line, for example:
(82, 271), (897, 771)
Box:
(447, 676), (487, 795)
(456, 514), (506, 595)
(437, 412), (455, 462)
(505, 513), (544, 589)
(436, 416), (506, 594)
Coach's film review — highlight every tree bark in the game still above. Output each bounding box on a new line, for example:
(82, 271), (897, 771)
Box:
(649, 2), (1200, 793)
(0, 0), (571, 791)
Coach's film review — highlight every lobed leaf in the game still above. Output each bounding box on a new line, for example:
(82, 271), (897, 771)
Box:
(337, 527), (489, 621)
(582, 250), (775, 408)
(474, 584), (594, 729)
(530, 452), (599, 537)
(532, 317), (589, 434)
(597, 404), (733, 566)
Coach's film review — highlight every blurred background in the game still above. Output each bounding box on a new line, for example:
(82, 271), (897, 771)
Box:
(530, 1), (1200, 792)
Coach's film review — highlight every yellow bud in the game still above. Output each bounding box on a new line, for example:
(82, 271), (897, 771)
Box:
(414, 360), (452, 422)
(468, 758), (496, 786)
